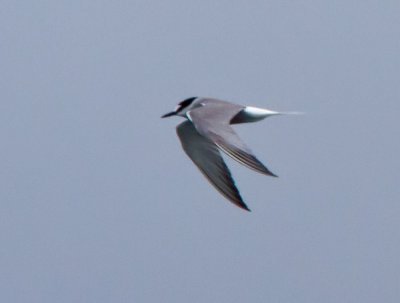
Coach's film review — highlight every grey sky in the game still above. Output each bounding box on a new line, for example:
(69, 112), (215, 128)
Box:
(1, 1), (399, 302)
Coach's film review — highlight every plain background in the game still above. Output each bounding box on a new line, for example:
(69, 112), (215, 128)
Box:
(1, 1), (399, 302)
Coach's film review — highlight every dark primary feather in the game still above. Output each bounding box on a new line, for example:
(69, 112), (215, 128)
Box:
(176, 121), (250, 211)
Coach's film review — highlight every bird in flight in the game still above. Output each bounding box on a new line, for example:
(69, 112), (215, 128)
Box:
(162, 97), (297, 211)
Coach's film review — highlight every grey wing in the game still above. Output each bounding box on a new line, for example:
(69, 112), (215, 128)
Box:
(176, 121), (250, 211)
(188, 106), (277, 177)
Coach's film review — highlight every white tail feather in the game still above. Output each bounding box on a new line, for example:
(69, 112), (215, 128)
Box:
(278, 111), (305, 115)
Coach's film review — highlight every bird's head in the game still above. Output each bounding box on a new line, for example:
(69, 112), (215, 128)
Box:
(161, 97), (198, 118)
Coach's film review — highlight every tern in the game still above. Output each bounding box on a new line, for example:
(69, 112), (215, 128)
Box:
(162, 97), (296, 211)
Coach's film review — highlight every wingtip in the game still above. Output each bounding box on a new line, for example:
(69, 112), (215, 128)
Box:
(239, 204), (251, 212)
(236, 199), (251, 212)
(238, 200), (251, 212)
(263, 168), (278, 178)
